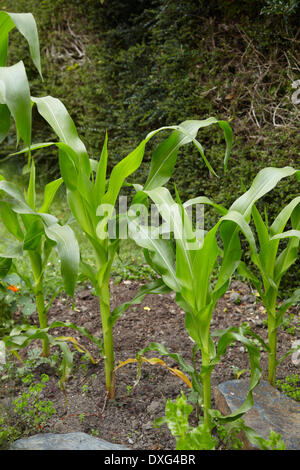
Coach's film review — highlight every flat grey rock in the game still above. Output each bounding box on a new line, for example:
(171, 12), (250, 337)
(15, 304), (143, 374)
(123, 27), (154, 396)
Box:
(214, 379), (300, 450)
(10, 432), (130, 450)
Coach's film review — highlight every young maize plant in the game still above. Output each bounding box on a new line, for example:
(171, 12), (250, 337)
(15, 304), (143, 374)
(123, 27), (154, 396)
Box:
(0, 12), (82, 366)
(0, 9), (233, 399)
(235, 187), (300, 386)
(120, 165), (299, 427)
(24, 102), (232, 398)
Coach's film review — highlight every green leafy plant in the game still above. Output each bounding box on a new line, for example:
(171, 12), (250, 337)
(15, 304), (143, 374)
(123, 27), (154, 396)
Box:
(0, 8), (233, 399)
(0, 371), (56, 449)
(18, 98), (232, 399)
(13, 373), (56, 431)
(155, 391), (286, 450)
(117, 165), (299, 429)
(260, 0), (299, 19)
(276, 374), (300, 401)
(0, 10), (81, 359)
(236, 180), (300, 385)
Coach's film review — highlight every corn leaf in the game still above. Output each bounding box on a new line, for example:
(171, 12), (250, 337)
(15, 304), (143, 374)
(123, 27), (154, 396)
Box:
(26, 159), (36, 210)
(102, 140), (146, 206)
(0, 11), (42, 76)
(144, 118), (233, 190)
(38, 178), (63, 214)
(23, 218), (44, 250)
(229, 166), (298, 221)
(127, 217), (180, 292)
(270, 196), (300, 236)
(0, 61), (31, 147)
(32, 96), (90, 175)
(0, 104), (10, 143)
(94, 131), (108, 205)
(0, 201), (24, 241)
(0, 12), (14, 65)
(44, 223), (79, 298)
(109, 279), (172, 327)
(115, 356), (192, 388)
(211, 325), (262, 422)
(0, 257), (12, 278)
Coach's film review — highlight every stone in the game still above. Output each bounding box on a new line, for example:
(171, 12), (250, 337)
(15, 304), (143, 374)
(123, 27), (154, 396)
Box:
(146, 400), (162, 414)
(229, 292), (240, 303)
(213, 379), (300, 450)
(9, 432), (130, 450)
(241, 294), (256, 304)
(291, 340), (300, 367)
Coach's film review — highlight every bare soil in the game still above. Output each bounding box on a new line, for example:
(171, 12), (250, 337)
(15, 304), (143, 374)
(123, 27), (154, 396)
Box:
(2, 279), (299, 450)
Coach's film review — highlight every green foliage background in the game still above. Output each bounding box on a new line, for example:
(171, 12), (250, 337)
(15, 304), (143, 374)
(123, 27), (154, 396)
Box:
(1, 0), (299, 294)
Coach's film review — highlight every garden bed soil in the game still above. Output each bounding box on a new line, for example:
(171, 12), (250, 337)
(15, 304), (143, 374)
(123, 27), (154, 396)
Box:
(2, 279), (299, 450)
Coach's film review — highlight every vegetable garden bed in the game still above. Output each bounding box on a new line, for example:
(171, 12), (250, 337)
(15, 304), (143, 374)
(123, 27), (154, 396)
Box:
(1, 279), (298, 450)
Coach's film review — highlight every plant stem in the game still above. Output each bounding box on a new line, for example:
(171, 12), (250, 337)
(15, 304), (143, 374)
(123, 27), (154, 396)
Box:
(267, 313), (277, 387)
(28, 251), (49, 357)
(266, 291), (278, 387)
(201, 350), (212, 428)
(99, 280), (115, 399)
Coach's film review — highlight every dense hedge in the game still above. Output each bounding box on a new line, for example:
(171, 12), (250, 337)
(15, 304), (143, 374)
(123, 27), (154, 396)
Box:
(1, 0), (299, 294)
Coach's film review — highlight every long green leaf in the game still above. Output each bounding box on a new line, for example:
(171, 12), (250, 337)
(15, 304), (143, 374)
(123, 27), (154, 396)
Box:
(270, 196), (300, 236)
(26, 158), (36, 210)
(211, 325), (262, 422)
(39, 178), (63, 214)
(0, 12), (14, 65)
(94, 131), (108, 205)
(0, 61), (31, 147)
(0, 11), (42, 77)
(0, 257), (12, 278)
(143, 187), (197, 293)
(127, 216), (180, 292)
(32, 96), (90, 175)
(44, 223), (79, 298)
(144, 118), (233, 190)
(274, 204), (300, 282)
(102, 140), (146, 206)
(109, 279), (172, 327)
(229, 167), (298, 220)
(0, 201), (24, 241)
(0, 103), (10, 143)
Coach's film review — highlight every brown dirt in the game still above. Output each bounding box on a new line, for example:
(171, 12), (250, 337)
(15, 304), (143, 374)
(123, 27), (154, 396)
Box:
(2, 279), (299, 450)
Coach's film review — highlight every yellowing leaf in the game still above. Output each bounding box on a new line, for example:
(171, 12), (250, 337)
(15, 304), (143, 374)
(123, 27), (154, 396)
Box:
(56, 336), (96, 364)
(143, 306), (151, 311)
(115, 356), (192, 388)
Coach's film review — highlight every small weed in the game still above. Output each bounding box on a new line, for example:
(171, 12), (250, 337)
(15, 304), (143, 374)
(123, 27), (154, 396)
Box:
(282, 313), (299, 336)
(0, 372), (56, 449)
(231, 366), (249, 380)
(13, 373), (56, 431)
(276, 374), (300, 401)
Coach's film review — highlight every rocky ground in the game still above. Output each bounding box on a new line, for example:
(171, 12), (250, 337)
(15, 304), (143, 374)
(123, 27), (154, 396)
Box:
(1, 279), (299, 450)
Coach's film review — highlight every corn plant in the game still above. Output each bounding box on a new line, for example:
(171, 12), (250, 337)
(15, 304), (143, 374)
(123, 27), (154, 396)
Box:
(21, 100), (232, 398)
(234, 187), (300, 386)
(0, 9), (233, 398)
(0, 12), (100, 389)
(121, 165), (299, 427)
(0, 11), (82, 360)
